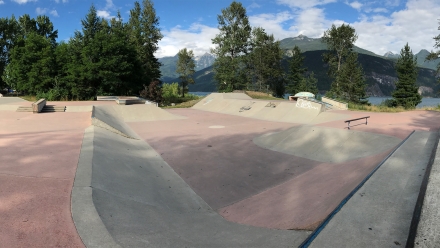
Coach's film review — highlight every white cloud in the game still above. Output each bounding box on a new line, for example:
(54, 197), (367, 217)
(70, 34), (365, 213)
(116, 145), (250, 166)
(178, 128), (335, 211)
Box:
(50, 10), (59, 17)
(0, 1), (4, 4)
(36, 7), (47, 15)
(13, 0), (36, 4)
(248, 2), (261, 9)
(373, 8), (389, 13)
(249, 11), (294, 39)
(348, 1), (363, 11)
(156, 23), (219, 58)
(54, 0), (67, 3)
(277, 0), (337, 9)
(293, 8), (333, 37)
(352, 0), (440, 55)
(97, 10), (114, 19)
(36, 7), (59, 17)
(105, 0), (115, 10)
(96, 0), (116, 20)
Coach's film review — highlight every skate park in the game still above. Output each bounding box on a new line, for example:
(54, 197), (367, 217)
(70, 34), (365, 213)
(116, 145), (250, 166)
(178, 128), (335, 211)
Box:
(1, 93), (440, 247)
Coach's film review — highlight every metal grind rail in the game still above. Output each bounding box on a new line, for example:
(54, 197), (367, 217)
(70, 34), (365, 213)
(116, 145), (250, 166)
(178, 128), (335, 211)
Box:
(299, 130), (415, 248)
(345, 116), (370, 129)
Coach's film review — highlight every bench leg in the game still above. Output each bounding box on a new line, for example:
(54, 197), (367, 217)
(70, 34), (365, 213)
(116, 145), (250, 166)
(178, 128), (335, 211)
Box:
(347, 122), (350, 130)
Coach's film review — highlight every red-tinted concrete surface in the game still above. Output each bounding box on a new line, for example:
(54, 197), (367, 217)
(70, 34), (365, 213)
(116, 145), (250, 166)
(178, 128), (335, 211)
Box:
(128, 108), (440, 230)
(0, 111), (89, 247)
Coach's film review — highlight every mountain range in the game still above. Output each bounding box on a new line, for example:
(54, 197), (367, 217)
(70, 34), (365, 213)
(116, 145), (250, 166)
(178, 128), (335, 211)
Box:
(159, 52), (215, 82)
(159, 35), (440, 96)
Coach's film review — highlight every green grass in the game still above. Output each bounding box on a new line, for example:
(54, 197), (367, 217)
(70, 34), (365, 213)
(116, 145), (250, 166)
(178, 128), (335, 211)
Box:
(245, 91), (285, 100)
(348, 103), (406, 112)
(162, 97), (204, 109)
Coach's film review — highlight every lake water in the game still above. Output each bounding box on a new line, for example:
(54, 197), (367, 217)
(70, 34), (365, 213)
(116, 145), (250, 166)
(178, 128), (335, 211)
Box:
(190, 92), (440, 108)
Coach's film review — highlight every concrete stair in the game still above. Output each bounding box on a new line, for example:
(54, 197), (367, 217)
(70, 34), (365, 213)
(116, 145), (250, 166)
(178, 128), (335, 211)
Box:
(16, 106), (32, 112)
(42, 105), (66, 113)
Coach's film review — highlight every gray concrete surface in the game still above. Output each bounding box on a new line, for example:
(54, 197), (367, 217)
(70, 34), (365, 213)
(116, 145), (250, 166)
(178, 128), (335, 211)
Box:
(0, 97), (26, 105)
(92, 106), (140, 139)
(309, 131), (436, 247)
(71, 126), (121, 248)
(415, 132), (440, 247)
(253, 125), (402, 163)
(66, 106), (93, 112)
(83, 125), (310, 247)
(192, 93), (336, 124)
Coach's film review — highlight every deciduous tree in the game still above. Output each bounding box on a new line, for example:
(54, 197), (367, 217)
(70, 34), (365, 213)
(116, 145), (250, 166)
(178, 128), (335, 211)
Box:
(426, 20), (440, 83)
(176, 48), (195, 97)
(322, 24), (357, 97)
(211, 1), (251, 91)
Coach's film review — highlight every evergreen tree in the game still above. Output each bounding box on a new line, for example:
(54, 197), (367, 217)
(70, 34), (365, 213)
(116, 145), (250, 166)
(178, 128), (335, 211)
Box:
(338, 52), (368, 103)
(128, 0), (163, 84)
(211, 1), (251, 91)
(303, 72), (319, 96)
(247, 27), (284, 96)
(286, 46), (307, 95)
(176, 48), (195, 97)
(392, 43), (422, 109)
(322, 24), (358, 97)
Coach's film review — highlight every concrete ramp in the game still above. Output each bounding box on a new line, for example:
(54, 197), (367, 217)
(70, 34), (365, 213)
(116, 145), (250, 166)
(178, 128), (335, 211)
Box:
(193, 93), (329, 124)
(112, 104), (186, 122)
(254, 126), (402, 163)
(92, 106), (140, 139)
(91, 105), (185, 139)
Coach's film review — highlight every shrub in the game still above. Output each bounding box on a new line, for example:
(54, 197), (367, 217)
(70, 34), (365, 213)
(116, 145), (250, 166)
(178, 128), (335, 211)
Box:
(139, 80), (163, 103)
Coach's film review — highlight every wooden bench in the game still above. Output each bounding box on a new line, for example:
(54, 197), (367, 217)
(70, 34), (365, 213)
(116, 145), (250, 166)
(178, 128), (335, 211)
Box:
(345, 116), (370, 129)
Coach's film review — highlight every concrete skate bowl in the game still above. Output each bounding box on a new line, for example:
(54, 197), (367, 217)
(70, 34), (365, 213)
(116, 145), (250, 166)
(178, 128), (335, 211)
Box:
(193, 92), (332, 124)
(73, 106), (311, 247)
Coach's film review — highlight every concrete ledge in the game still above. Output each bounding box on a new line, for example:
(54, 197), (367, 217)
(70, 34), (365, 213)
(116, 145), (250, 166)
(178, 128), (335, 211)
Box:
(96, 96), (146, 105)
(32, 98), (46, 113)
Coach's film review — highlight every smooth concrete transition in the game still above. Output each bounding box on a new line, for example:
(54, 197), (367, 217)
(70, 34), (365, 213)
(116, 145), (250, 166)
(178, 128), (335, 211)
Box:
(192, 93), (333, 124)
(415, 131), (440, 247)
(91, 105), (186, 139)
(72, 126), (121, 248)
(309, 131), (436, 247)
(254, 125), (402, 163)
(85, 125), (310, 247)
(92, 106), (141, 139)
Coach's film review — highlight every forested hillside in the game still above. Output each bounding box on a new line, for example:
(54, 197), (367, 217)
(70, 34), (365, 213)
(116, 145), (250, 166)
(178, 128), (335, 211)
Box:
(174, 50), (439, 96)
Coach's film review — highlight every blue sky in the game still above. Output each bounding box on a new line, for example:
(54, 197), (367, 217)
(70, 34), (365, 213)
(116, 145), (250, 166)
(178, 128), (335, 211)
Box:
(0, 0), (439, 58)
